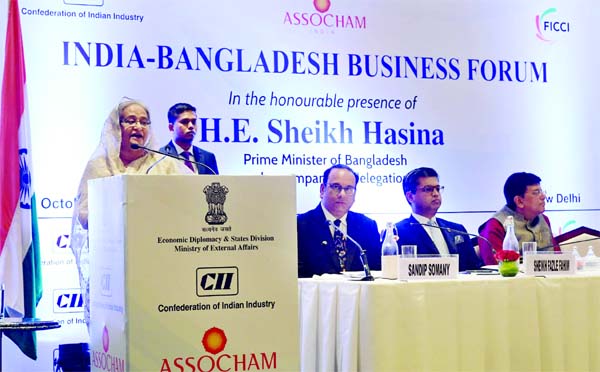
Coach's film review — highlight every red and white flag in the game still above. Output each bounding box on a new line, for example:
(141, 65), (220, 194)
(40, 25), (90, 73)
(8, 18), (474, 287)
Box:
(0, 0), (43, 360)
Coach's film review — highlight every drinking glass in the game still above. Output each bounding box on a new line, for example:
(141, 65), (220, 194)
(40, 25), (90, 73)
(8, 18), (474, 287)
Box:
(522, 241), (537, 256)
(401, 245), (417, 258)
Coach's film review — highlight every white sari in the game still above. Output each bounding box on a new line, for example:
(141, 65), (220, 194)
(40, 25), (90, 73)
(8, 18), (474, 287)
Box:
(70, 98), (191, 328)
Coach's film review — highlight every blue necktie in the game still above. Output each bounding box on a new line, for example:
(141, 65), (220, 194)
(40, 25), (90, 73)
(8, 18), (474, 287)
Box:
(333, 219), (347, 271)
(181, 151), (194, 172)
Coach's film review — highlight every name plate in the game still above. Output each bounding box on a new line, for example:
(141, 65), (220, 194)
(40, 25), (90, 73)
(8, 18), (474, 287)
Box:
(523, 253), (575, 276)
(397, 256), (459, 280)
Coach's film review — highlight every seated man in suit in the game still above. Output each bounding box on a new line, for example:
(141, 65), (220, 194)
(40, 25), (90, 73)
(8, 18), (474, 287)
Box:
(478, 172), (558, 265)
(395, 167), (482, 271)
(160, 102), (219, 174)
(297, 164), (381, 278)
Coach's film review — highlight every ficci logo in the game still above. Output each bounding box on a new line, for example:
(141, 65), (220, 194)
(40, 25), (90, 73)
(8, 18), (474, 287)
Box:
(536, 8), (571, 42)
(202, 327), (228, 355)
(313, 0), (331, 13)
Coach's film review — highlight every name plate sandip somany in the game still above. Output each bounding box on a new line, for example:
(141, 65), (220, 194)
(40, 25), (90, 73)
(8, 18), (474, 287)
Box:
(523, 253), (576, 276)
(397, 255), (459, 280)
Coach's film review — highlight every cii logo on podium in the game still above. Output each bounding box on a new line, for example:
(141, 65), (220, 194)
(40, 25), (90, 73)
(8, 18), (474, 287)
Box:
(196, 267), (239, 297)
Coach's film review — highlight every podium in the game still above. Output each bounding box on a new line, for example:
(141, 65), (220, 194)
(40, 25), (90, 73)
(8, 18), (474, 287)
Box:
(87, 175), (299, 371)
(554, 226), (600, 256)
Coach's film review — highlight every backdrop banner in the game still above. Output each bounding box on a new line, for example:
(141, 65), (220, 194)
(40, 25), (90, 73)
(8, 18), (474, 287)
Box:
(0, 0), (598, 370)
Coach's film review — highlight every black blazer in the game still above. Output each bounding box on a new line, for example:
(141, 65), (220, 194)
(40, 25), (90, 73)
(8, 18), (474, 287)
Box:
(297, 205), (381, 278)
(395, 215), (482, 271)
(160, 140), (219, 175)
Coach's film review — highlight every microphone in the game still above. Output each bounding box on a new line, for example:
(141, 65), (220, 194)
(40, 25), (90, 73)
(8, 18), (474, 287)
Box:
(328, 220), (374, 281)
(409, 221), (494, 253)
(145, 154), (168, 174)
(131, 143), (217, 175)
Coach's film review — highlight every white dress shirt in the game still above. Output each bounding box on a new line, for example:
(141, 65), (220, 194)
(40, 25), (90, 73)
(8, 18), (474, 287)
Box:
(172, 142), (196, 173)
(412, 213), (450, 256)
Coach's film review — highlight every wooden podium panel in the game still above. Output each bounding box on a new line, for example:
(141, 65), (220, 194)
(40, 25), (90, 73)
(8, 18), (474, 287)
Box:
(555, 226), (600, 256)
(88, 175), (298, 371)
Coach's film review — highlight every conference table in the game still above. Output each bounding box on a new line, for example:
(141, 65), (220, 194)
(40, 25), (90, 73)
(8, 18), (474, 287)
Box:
(298, 271), (600, 371)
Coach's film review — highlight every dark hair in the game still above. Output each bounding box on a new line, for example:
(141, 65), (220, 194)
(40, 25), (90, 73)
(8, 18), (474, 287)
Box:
(402, 167), (439, 198)
(503, 172), (542, 209)
(167, 103), (196, 124)
(322, 164), (359, 186)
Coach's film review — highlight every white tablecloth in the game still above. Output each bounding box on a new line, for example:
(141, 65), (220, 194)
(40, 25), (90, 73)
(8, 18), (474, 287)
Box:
(298, 272), (600, 371)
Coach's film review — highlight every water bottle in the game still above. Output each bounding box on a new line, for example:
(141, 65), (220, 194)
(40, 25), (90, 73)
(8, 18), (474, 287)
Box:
(381, 222), (399, 279)
(502, 216), (520, 264)
(502, 216), (519, 253)
(381, 222), (399, 256)
(584, 246), (600, 271)
(572, 247), (584, 271)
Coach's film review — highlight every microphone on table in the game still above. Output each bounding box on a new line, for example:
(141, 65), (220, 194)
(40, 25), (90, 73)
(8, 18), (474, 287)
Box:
(328, 220), (374, 281)
(131, 143), (217, 175)
(409, 221), (495, 256)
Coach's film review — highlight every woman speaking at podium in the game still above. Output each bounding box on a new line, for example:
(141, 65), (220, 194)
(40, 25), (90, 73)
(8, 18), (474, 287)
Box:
(70, 97), (191, 329)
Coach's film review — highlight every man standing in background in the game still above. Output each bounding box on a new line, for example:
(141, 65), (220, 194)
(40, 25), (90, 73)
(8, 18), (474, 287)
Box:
(160, 102), (219, 175)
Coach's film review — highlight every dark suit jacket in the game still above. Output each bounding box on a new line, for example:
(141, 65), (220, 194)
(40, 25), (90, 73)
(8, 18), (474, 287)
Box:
(395, 215), (482, 271)
(160, 141), (219, 175)
(297, 205), (381, 278)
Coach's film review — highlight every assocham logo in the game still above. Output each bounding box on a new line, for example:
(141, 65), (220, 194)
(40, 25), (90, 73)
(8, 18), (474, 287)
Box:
(283, 0), (367, 30)
(91, 325), (126, 372)
(535, 8), (571, 42)
(160, 327), (277, 372)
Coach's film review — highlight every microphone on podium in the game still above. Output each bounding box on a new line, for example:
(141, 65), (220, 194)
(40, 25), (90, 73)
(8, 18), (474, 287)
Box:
(328, 220), (374, 281)
(409, 221), (494, 253)
(130, 143), (217, 175)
